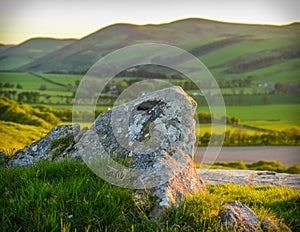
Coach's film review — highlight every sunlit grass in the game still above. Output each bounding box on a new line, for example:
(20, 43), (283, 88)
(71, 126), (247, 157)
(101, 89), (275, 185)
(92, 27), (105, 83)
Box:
(244, 121), (300, 131)
(0, 121), (47, 153)
(0, 160), (299, 231)
(196, 123), (265, 136)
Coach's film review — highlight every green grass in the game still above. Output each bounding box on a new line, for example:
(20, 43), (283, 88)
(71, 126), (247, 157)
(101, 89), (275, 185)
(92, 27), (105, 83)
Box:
(42, 73), (83, 85)
(238, 59), (300, 84)
(0, 160), (299, 231)
(196, 123), (264, 136)
(199, 37), (299, 69)
(0, 38), (75, 70)
(0, 72), (67, 91)
(225, 104), (300, 123)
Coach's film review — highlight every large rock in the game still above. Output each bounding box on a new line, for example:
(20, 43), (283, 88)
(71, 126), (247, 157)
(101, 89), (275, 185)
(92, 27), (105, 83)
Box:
(218, 201), (262, 232)
(7, 124), (82, 167)
(77, 86), (206, 216)
(7, 86), (206, 218)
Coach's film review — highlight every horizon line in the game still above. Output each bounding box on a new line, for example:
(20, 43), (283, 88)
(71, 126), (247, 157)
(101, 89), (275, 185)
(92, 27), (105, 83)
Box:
(1, 16), (299, 45)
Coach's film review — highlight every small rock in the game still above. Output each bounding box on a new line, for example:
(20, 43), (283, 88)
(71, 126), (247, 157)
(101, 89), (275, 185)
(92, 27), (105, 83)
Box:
(261, 217), (287, 232)
(218, 201), (262, 232)
(7, 124), (81, 167)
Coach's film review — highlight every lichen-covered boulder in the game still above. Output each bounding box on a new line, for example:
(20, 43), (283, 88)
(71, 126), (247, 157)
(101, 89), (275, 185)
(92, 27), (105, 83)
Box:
(77, 86), (206, 218)
(7, 124), (81, 167)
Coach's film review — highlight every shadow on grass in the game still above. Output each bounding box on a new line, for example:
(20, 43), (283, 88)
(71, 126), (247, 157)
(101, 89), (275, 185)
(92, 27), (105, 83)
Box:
(264, 196), (300, 231)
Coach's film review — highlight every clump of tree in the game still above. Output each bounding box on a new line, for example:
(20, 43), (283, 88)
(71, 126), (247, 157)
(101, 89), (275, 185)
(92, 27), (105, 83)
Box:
(3, 82), (14, 88)
(198, 127), (300, 146)
(197, 111), (213, 123)
(16, 83), (23, 89)
(197, 111), (240, 125)
(217, 76), (253, 88)
(39, 84), (47, 91)
(273, 82), (300, 94)
(222, 115), (240, 124)
(18, 92), (40, 102)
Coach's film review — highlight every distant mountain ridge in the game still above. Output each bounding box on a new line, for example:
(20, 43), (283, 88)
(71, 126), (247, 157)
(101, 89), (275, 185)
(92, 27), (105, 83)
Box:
(0, 38), (76, 70)
(1, 18), (300, 83)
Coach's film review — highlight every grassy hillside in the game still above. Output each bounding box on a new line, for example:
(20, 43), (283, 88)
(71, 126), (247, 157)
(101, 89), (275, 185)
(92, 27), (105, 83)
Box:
(14, 19), (300, 81)
(0, 121), (48, 153)
(0, 160), (299, 231)
(0, 96), (61, 128)
(0, 38), (76, 70)
(0, 44), (13, 53)
(0, 97), (61, 151)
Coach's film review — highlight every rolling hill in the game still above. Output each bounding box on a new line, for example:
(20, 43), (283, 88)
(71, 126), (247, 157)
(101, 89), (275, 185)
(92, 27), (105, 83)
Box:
(0, 44), (13, 53)
(4, 18), (300, 83)
(0, 38), (76, 70)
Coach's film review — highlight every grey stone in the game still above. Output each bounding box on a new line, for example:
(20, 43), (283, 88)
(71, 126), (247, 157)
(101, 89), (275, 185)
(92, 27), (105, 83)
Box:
(7, 124), (81, 167)
(218, 201), (262, 232)
(261, 217), (291, 232)
(199, 169), (300, 189)
(77, 86), (206, 217)
(261, 218), (279, 232)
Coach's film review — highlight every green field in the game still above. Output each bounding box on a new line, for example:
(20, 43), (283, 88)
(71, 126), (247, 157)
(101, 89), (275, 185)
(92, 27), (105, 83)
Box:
(198, 104), (300, 126)
(199, 37), (299, 69)
(0, 72), (54, 90)
(42, 73), (83, 85)
(196, 124), (264, 136)
(238, 59), (300, 84)
(0, 38), (75, 70)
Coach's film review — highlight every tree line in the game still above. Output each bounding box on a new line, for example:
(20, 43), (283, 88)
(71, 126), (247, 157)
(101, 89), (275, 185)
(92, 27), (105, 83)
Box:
(198, 128), (300, 146)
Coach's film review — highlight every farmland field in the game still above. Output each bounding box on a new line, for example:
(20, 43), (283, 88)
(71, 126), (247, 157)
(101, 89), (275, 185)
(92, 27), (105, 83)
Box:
(199, 37), (299, 69)
(198, 104), (300, 125)
(1, 72), (299, 134)
(0, 72), (70, 91)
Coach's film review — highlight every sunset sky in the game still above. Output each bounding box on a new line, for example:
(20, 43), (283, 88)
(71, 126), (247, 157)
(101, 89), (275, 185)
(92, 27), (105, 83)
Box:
(0, 0), (299, 44)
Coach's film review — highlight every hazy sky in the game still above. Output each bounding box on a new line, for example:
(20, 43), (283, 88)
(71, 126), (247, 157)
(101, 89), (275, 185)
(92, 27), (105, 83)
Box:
(0, 0), (299, 44)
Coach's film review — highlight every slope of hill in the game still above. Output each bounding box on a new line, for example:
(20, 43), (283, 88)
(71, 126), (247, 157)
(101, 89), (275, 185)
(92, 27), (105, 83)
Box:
(0, 96), (62, 151)
(0, 44), (13, 53)
(0, 38), (76, 70)
(14, 19), (300, 83)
